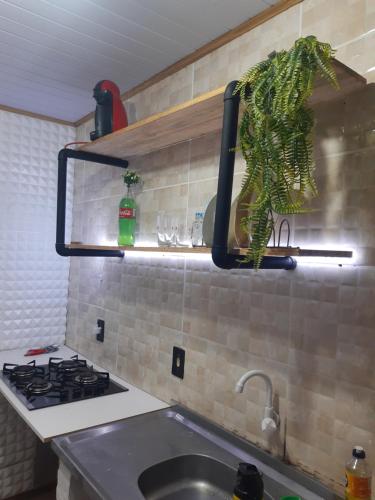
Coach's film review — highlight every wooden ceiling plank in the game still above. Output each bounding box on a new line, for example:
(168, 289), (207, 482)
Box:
(75, 0), (303, 126)
(0, 103), (74, 127)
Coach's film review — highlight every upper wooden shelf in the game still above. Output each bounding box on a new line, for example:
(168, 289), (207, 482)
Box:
(80, 86), (226, 158)
(308, 58), (366, 106)
(80, 59), (366, 160)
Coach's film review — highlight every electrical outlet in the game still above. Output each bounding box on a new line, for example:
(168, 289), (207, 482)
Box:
(96, 319), (105, 342)
(172, 346), (185, 379)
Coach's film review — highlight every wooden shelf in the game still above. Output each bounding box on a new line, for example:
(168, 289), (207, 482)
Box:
(232, 247), (300, 257)
(308, 58), (366, 105)
(73, 60), (361, 263)
(66, 244), (352, 259)
(80, 86), (225, 158)
(67, 243), (286, 255)
(232, 247), (353, 258)
(67, 243), (212, 254)
(80, 59), (365, 160)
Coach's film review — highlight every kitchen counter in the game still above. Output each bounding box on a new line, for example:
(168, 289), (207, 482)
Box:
(0, 345), (169, 442)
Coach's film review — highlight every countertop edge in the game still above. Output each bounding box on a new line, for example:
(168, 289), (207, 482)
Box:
(0, 345), (170, 441)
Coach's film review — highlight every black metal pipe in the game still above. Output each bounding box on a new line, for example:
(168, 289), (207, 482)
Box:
(211, 81), (296, 271)
(56, 148), (128, 258)
(55, 244), (125, 258)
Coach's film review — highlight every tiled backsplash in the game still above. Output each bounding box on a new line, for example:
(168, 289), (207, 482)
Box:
(66, 0), (375, 496)
(0, 109), (74, 498)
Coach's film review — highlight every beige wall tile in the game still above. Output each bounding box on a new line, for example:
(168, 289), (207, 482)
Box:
(130, 141), (190, 190)
(193, 5), (301, 97)
(67, 2), (375, 495)
(302, 0), (367, 47)
(124, 65), (193, 123)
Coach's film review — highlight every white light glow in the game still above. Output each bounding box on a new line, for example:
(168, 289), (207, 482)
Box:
(295, 245), (356, 266)
(100, 238), (118, 246)
(124, 250), (212, 261)
(295, 256), (349, 266)
(99, 239), (212, 260)
(133, 240), (158, 247)
(99, 238), (356, 266)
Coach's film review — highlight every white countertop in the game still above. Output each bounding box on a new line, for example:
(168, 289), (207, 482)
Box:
(0, 345), (169, 442)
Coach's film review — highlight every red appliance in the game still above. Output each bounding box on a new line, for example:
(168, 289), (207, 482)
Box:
(90, 80), (128, 141)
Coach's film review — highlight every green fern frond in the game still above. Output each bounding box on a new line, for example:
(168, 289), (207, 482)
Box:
(235, 35), (337, 269)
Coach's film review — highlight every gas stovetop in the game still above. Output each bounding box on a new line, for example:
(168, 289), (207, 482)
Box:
(1, 355), (128, 410)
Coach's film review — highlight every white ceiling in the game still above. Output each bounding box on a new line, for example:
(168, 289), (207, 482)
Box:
(0, 0), (277, 123)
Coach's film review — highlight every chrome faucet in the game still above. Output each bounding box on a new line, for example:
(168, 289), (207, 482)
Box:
(235, 370), (280, 434)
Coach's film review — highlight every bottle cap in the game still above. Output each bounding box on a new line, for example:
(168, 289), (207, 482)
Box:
(234, 463), (264, 500)
(353, 446), (366, 459)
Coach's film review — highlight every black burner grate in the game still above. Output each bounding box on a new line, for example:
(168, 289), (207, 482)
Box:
(1, 356), (127, 410)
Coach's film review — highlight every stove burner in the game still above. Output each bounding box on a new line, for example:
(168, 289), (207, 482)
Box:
(49, 355), (87, 376)
(74, 371), (99, 386)
(3, 361), (45, 386)
(26, 378), (53, 396)
(61, 359), (79, 369)
(13, 365), (35, 378)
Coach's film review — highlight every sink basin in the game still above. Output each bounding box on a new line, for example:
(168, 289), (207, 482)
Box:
(138, 454), (236, 500)
(53, 405), (339, 500)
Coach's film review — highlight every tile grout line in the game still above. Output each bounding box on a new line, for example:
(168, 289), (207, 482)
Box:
(181, 58), (193, 333)
(181, 138), (192, 335)
(334, 28), (375, 50)
(115, 261), (120, 376)
(286, 5), (302, 459)
(178, 62), (194, 341)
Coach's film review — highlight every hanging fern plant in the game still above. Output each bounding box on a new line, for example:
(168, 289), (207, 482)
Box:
(236, 35), (338, 269)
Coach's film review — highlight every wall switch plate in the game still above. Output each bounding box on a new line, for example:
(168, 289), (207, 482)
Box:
(172, 346), (185, 379)
(96, 319), (105, 342)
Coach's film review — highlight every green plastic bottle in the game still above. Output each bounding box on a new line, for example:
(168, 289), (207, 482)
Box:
(118, 185), (136, 246)
(280, 497), (302, 500)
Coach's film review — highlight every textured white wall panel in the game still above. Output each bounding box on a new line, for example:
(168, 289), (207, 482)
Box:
(0, 110), (74, 350)
(56, 461), (71, 500)
(0, 395), (36, 469)
(0, 110), (74, 498)
(0, 460), (35, 499)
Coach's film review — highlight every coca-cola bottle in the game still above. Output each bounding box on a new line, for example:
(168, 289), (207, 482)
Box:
(118, 172), (140, 246)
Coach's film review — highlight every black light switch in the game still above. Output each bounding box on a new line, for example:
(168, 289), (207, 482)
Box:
(96, 319), (105, 342)
(172, 346), (185, 379)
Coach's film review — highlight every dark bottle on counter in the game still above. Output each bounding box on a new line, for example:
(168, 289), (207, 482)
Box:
(232, 463), (264, 500)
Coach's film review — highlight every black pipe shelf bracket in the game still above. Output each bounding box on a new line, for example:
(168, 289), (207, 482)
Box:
(212, 81), (297, 271)
(56, 148), (128, 258)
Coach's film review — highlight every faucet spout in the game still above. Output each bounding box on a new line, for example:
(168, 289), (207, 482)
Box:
(235, 370), (273, 407)
(235, 370), (279, 434)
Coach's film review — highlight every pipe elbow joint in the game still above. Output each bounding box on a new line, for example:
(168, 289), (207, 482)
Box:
(224, 80), (240, 100)
(211, 247), (233, 269)
(55, 243), (70, 257)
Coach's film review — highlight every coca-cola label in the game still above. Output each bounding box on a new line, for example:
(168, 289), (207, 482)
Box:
(119, 207), (135, 219)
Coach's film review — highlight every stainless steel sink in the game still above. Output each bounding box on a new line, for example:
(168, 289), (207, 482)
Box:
(52, 405), (340, 500)
(138, 454), (236, 500)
